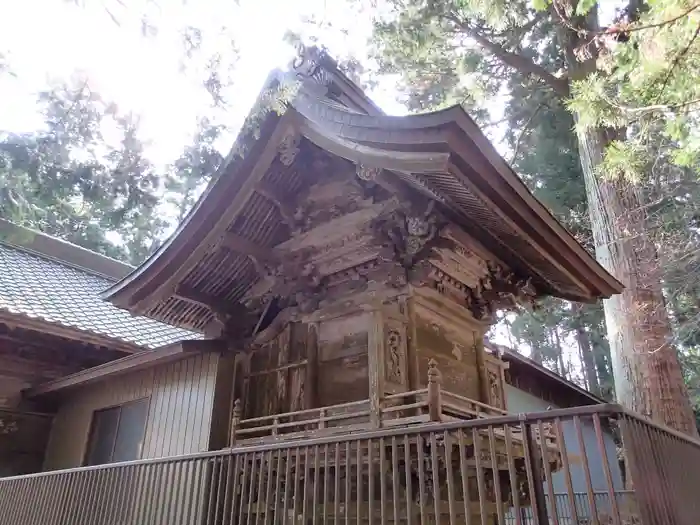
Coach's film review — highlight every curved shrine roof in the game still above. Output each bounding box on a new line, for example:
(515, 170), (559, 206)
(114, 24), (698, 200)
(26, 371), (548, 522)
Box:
(103, 48), (623, 333)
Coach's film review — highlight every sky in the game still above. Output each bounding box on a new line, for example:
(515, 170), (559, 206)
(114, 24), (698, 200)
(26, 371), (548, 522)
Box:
(0, 0), (404, 166)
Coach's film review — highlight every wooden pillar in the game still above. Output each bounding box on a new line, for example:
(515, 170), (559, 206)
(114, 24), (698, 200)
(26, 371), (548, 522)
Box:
(305, 323), (319, 409)
(368, 311), (385, 428)
(474, 337), (490, 404)
(427, 358), (442, 422)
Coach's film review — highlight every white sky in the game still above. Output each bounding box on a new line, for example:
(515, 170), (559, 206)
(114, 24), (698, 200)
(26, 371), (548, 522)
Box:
(0, 0), (405, 165)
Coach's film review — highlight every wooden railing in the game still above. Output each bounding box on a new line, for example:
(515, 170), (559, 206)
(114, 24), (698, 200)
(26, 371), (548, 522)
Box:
(230, 359), (508, 445)
(0, 404), (657, 525)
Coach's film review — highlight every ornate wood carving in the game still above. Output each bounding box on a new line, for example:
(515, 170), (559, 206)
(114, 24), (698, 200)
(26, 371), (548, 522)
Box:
(356, 164), (381, 182)
(277, 129), (301, 167)
(291, 43), (327, 82)
(383, 321), (407, 389)
(372, 199), (445, 268)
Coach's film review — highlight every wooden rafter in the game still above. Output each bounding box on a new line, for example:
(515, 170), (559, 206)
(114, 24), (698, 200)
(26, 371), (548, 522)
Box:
(174, 285), (233, 316)
(219, 232), (274, 263)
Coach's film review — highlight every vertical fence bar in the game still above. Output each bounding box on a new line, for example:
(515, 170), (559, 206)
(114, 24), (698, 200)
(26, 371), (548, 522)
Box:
(404, 434), (414, 525)
(536, 420), (558, 525)
(524, 420), (549, 525)
(504, 424), (521, 525)
(380, 437), (387, 525)
(473, 427), (488, 525)
(391, 436), (400, 525)
(592, 414), (621, 525)
(313, 445), (320, 525)
(222, 454), (235, 525)
(642, 422), (674, 525)
(444, 430), (457, 525)
(257, 451), (268, 525)
(356, 440), (362, 525)
(323, 443), (330, 525)
(368, 438), (374, 524)
(265, 450), (275, 525)
(302, 447), (311, 525)
(417, 433), (427, 525)
(552, 417), (580, 525)
(458, 429), (472, 525)
(283, 448), (292, 525)
(292, 448), (301, 525)
(487, 425), (504, 525)
(333, 442), (340, 525)
(238, 453), (250, 525)
(345, 442), (350, 525)
(430, 431), (442, 524)
(573, 416), (599, 525)
(272, 451), (282, 525)
(624, 417), (663, 525)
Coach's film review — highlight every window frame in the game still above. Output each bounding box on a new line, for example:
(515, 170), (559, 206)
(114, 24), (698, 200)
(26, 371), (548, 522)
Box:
(83, 397), (151, 466)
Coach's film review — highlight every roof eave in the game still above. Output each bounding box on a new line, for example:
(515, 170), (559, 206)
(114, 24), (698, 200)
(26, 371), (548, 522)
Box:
(0, 310), (145, 354)
(26, 339), (226, 397)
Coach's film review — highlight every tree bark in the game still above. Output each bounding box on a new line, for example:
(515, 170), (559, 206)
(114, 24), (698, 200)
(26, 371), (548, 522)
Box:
(573, 303), (601, 396)
(559, 4), (699, 436)
(575, 123), (698, 436)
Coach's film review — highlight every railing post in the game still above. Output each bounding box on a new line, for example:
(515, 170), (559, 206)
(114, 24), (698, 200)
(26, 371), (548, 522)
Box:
(319, 408), (326, 429)
(427, 359), (442, 422)
(524, 421), (550, 525)
(229, 398), (242, 447)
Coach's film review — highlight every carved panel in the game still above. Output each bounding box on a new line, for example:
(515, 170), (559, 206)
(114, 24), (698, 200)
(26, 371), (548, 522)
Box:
(485, 355), (508, 410)
(277, 129), (301, 167)
(383, 320), (408, 391)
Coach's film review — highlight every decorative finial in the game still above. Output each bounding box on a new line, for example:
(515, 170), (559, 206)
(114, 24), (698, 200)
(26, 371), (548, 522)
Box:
(427, 358), (441, 384)
(233, 399), (242, 418)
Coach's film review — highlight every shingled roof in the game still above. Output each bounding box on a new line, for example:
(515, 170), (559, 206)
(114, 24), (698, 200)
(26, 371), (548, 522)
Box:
(0, 220), (196, 351)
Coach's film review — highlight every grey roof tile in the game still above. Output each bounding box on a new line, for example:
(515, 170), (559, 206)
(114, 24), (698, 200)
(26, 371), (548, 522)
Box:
(0, 243), (197, 349)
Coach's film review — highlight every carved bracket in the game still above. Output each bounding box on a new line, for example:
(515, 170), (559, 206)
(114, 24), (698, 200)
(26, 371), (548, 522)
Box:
(372, 199), (446, 269)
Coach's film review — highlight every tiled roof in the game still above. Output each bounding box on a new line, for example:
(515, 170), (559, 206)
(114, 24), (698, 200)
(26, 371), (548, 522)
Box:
(0, 242), (198, 349)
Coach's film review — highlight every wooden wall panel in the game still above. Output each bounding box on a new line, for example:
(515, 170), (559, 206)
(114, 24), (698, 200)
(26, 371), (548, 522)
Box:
(412, 308), (482, 401)
(318, 312), (370, 406)
(43, 353), (219, 471)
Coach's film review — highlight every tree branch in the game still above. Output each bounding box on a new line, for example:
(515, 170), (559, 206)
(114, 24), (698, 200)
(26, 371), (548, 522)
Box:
(444, 13), (570, 98)
(655, 22), (700, 103)
(603, 3), (700, 35)
(510, 102), (545, 163)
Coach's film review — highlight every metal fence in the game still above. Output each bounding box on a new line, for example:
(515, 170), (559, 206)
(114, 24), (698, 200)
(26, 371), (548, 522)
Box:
(0, 403), (696, 525)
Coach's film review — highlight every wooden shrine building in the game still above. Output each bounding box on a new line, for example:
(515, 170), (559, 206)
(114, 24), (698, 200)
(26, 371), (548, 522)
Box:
(105, 45), (621, 428)
(0, 46), (635, 525)
(98, 46), (624, 523)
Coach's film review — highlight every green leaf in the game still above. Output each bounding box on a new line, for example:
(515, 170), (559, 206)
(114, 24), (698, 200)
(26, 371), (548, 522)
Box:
(575, 0), (596, 15)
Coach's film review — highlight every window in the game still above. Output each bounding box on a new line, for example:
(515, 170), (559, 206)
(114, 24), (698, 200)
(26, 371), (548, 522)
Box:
(85, 398), (149, 466)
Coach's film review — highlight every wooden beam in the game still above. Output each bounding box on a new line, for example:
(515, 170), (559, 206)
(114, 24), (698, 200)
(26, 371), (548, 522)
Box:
(174, 285), (234, 316)
(220, 231), (274, 263)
